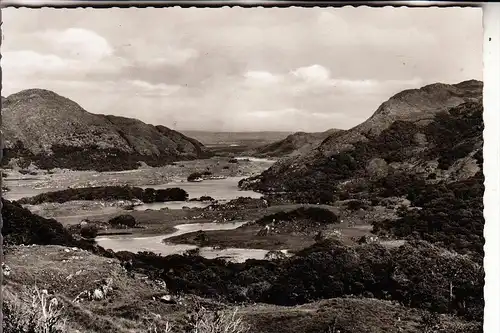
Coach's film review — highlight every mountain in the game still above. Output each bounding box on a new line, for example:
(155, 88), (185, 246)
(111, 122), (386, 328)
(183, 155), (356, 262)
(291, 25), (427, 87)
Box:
(239, 80), (483, 201)
(1, 89), (212, 171)
(181, 131), (293, 147)
(250, 128), (343, 158)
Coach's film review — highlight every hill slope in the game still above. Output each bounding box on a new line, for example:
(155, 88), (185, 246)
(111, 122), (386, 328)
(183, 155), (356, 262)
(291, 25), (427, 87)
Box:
(250, 129), (342, 158)
(239, 80), (483, 199)
(1, 89), (211, 171)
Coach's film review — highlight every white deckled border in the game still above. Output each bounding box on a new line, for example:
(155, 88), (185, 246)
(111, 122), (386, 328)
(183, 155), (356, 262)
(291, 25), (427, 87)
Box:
(483, 3), (500, 333)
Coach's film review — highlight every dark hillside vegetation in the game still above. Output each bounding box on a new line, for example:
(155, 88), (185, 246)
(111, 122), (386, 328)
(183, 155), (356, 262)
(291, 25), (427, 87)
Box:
(256, 207), (338, 225)
(2, 198), (483, 323)
(1, 199), (111, 257)
(2, 199), (75, 247)
(242, 101), (483, 205)
(119, 239), (483, 322)
(373, 173), (484, 259)
(16, 186), (188, 205)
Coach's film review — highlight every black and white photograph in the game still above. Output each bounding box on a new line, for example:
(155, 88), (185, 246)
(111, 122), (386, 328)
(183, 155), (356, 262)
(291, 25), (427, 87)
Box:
(0, 3), (491, 333)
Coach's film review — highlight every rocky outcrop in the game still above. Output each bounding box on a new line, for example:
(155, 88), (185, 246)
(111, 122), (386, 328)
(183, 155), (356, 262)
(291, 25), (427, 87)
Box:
(1, 89), (212, 171)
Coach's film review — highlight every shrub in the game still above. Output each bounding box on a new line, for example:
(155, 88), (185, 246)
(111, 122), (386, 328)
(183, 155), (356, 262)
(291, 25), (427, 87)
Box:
(109, 214), (137, 228)
(2, 199), (74, 246)
(3, 286), (67, 333)
(147, 305), (250, 333)
(182, 306), (250, 333)
(187, 172), (204, 182)
(346, 200), (369, 211)
(257, 207), (339, 225)
(156, 188), (189, 201)
(372, 174), (484, 258)
(80, 224), (99, 239)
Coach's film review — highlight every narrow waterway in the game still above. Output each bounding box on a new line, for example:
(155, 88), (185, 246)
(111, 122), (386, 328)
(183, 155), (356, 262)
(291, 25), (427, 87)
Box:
(96, 221), (283, 262)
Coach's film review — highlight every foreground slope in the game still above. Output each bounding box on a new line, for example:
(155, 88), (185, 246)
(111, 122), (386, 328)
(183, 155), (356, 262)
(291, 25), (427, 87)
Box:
(240, 80), (483, 196)
(3, 245), (480, 333)
(1, 89), (211, 171)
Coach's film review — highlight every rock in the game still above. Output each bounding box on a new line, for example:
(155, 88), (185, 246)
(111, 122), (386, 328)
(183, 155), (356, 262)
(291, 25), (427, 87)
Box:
(155, 279), (167, 289)
(2, 263), (11, 277)
(93, 289), (104, 301)
(159, 294), (176, 304)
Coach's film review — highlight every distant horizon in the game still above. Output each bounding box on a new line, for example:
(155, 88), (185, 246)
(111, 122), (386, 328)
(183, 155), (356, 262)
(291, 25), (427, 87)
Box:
(2, 77), (482, 134)
(2, 7), (482, 132)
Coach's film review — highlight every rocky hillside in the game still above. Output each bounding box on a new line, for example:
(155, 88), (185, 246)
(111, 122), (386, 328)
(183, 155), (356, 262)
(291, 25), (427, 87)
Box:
(240, 80), (483, 199)
(1, 89), (212, 171)
(250, 128), (342, 158)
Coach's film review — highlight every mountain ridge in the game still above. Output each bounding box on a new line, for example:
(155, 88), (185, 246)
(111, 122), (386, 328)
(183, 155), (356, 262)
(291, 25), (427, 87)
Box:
(1, 88), (212, 171)
(250, 128), (343, 158)
(239, 79), (483, 199)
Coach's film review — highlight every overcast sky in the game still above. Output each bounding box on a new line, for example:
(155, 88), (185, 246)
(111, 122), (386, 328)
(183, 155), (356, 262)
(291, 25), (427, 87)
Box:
(2, 7), (482, 132)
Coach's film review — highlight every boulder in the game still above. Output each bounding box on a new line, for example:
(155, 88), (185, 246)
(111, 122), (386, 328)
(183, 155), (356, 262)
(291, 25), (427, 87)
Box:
(93, 289), (104, 301)
(159, 294), (177, 304)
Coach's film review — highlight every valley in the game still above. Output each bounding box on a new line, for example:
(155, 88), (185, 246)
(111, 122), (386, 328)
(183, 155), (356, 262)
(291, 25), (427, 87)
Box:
(1, 80), (485, 333)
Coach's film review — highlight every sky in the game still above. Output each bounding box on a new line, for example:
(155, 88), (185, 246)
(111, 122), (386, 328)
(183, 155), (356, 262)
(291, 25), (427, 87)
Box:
(1, 7), (483, 132)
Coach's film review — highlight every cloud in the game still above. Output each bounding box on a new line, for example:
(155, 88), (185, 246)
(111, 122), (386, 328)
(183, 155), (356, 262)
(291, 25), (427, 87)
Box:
(244, 71), (282, 85)
(1, 7), (482, 132)
(291, 64), (331, 83)
(126, 80), (181, 96)
(36, 28), (114, 61)
(144, 48), (199, 67)
(1, 51), (69, 75)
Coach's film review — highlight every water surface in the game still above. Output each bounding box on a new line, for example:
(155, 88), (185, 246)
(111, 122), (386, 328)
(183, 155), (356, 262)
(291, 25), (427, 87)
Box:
(96, 221), (278, 262)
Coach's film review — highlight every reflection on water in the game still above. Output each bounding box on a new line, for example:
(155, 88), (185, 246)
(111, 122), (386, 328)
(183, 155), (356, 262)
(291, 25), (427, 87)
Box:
(96, 221), (281, 262)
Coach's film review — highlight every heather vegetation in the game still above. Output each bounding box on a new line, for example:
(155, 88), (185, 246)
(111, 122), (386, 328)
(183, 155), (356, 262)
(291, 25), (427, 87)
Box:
(2, 198), (112, 256)
(117, 239), (483, 321)
(256, 207), (338, 226)
(16, 185), (188, 204)
(373, 173), (484, 260)
(2, 141), (202, 172)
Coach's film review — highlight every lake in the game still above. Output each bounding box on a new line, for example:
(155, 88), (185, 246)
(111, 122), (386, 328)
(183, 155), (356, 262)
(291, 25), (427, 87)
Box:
(135, 176), (263, 210)
(96, 221), (285, 262)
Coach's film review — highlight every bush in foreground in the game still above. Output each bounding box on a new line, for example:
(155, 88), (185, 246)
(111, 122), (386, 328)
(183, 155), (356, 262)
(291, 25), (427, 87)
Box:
(148, 305), (250, 333)
(3, 286), (67, 333)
